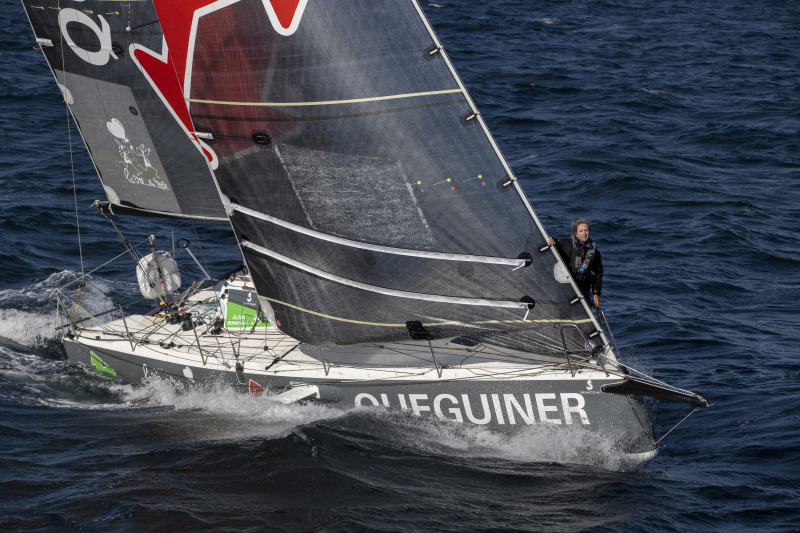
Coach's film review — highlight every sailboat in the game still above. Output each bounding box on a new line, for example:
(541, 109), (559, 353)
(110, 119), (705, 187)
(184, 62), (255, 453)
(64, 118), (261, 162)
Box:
(22, 0), (707, 463)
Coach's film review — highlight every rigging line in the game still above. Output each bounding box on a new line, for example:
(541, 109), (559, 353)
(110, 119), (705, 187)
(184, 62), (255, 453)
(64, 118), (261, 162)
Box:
(51, 242), (142, 294)
(653, 407), (702, 446)
(242, 240), (526, 309)
(192, 99), (464, 124)
(189, 219), (210, 278)
(186, 88), (462, 107)
(619, 363), (700, 396)
(100, 210), (148, 274)
(372, 343), (543, 367)
(183, 220), (235, 338)
(379, 339), (567, 364)
(232, 204), (526, 267)
(56, 0), (84, 280)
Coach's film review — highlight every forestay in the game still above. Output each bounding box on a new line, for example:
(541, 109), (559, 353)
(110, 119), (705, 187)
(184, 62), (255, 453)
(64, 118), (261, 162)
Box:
(148, 0), (601, 354)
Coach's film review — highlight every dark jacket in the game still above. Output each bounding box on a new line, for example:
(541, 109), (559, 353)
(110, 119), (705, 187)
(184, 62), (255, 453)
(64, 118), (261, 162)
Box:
(553, 236), (603, 297)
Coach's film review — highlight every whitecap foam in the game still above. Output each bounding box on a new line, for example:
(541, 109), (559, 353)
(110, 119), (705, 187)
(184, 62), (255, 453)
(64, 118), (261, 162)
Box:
(0, 308), (60, 347)
(346, 406), (637, 471)
(112, 376), (346, 441)
(0, 270), (116, 348)
(30, 373), (643, 467)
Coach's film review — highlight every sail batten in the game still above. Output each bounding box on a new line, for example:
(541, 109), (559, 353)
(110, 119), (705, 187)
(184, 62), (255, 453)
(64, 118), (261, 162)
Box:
(241, 240), (528, 309)
(233, 204), (526, 267)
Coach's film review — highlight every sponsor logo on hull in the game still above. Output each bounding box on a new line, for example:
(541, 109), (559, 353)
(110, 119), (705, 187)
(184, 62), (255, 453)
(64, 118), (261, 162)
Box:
(355, 392), (590, 426)
(89, 351), (116, 377)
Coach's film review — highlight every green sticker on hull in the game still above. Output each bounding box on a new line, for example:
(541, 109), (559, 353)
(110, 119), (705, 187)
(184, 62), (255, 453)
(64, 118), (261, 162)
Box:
(90, 351), (117, 377)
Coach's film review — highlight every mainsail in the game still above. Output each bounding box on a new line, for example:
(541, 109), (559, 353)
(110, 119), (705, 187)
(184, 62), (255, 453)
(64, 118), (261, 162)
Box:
(22, 0), (226, 221)
(25, 0), (605, 354)
(146, 0), (602, 352)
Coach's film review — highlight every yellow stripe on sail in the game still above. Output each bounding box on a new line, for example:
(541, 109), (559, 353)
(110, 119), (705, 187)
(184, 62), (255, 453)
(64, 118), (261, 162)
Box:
(260, 295), (593, 328)
(186, 89), (463, 107)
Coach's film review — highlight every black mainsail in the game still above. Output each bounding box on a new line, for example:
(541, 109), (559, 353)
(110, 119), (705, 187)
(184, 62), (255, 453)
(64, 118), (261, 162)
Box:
(22, 0), (226, 221)
(147, 0), (602, 351)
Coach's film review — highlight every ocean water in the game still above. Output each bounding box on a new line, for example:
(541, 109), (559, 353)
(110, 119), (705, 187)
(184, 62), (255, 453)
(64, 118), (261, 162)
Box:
(2, 1), (799, 531)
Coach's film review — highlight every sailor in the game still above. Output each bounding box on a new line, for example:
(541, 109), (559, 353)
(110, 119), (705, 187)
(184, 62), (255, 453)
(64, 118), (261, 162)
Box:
(549, 218), (603, 307)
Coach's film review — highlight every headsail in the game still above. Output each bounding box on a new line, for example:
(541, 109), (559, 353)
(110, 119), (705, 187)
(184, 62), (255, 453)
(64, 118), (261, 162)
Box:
(156, 0), (599, 353)
(21, 0), (226, 221)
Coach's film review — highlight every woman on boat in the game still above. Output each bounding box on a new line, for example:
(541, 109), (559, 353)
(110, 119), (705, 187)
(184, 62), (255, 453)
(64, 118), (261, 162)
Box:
(549, 218), (603, 307)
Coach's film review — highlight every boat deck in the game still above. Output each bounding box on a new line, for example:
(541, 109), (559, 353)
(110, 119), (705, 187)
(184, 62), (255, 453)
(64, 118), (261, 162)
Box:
(65, 274), (605, 383)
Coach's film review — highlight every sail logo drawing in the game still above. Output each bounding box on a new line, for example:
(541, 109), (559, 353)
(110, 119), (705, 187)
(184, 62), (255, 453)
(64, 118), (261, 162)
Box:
(106, 118), (169, 191)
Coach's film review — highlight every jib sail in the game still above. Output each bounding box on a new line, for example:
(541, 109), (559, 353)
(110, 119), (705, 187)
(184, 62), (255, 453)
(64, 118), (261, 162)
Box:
(21, 0), (226, 221)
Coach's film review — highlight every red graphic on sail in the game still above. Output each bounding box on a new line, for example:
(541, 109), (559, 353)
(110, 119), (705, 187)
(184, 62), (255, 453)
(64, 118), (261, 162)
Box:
(131, 0), (308, 167)
(132, 40), (217, 166)
(264, 0), (306, 32)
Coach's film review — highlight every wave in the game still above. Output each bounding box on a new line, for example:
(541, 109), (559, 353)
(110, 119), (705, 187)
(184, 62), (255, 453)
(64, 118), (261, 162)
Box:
(312, 407), (641, 471)
(18, 357), (640, 470)
(0, 271), (115, 349)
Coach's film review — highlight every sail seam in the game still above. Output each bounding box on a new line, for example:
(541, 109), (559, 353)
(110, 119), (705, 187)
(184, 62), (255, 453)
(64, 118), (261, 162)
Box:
(233, 204), (525, 267)
(240, 240), (526, 309)
(186, 88), (462, 107)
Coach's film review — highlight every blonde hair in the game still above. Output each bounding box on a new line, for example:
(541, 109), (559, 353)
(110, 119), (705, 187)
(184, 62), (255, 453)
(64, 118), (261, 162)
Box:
(571, 218), (590, 235)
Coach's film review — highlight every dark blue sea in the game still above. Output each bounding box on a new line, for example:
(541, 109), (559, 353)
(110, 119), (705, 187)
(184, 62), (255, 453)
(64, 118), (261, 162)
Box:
(2, 1), (799, 531)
